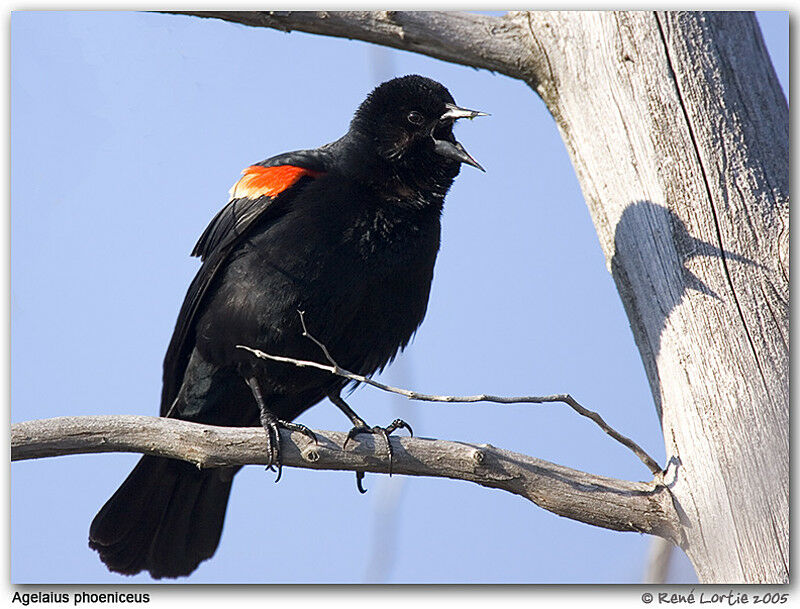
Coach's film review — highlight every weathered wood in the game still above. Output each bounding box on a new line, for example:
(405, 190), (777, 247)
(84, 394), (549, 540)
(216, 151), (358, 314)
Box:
(169, 11), (538, 81)
(526, 11), (788, 583)
(11, 415), (681, 543)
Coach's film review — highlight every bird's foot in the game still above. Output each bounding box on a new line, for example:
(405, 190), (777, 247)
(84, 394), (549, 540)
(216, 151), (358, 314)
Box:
(259, 413), (318, 483)
(343, 419), (413, 481)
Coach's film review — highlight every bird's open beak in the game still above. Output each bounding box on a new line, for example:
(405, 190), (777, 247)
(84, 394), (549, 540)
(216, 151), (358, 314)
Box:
(433, 103), (487, 171)
(440, 103), (488, 121)
(433, 139), (484, 172)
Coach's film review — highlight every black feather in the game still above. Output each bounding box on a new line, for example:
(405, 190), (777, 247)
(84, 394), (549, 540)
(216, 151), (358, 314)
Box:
(90, 74), (481, 578)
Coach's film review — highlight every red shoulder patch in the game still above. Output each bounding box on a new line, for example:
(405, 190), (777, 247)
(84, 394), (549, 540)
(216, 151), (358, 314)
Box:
(229, 165), (323, 200)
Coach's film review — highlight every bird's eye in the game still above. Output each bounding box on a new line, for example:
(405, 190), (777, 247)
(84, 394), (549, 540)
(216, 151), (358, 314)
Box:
(407, 110), (424, 126)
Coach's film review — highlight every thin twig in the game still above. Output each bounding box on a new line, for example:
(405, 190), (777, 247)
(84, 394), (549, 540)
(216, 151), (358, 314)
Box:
(298, 310), (338, 366)
(236, 313), (663, 476)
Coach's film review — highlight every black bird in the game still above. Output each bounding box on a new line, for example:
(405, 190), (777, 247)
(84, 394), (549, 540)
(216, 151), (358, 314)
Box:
(88, 75), (484, 579)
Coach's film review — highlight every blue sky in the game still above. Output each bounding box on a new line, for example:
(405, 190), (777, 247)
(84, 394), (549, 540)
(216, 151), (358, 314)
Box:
(10, 11), (788, 584)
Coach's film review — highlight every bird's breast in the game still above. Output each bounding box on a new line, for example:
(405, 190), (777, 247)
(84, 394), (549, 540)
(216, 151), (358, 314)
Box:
(195, 187), (442, 379)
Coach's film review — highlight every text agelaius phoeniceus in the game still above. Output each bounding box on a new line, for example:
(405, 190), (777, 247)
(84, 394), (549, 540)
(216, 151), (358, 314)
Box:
(89, 74), (485, 578)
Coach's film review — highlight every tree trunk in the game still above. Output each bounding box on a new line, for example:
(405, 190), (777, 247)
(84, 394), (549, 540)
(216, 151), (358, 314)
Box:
(156, 10), (793, 582)
(527, 11), (788, 583)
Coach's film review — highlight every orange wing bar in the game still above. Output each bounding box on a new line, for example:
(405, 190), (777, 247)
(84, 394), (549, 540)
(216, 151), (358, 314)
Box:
(229, 165), (323, 200)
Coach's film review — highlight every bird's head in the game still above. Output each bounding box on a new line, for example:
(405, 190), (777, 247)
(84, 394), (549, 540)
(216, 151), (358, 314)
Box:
(349, 75), (485, 179)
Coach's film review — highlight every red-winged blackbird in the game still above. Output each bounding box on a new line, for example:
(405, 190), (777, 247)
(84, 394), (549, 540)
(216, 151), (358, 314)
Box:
(88, 75), (484, 579)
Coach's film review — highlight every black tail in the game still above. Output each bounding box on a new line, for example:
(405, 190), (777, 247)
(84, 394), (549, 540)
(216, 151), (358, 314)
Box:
(89, 455), (235, 579)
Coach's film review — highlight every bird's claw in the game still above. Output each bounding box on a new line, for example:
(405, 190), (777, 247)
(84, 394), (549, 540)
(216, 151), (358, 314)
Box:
(384, 418), (413, 438)
(260, 417), (318, 483)
(343, 419), (413, 450)
(343, 418), (413, 482)
(355, 471), (367, 494)
(279, 419), (319, 446)
(261, 418), (283, 482)
(343, 424), (369, 452)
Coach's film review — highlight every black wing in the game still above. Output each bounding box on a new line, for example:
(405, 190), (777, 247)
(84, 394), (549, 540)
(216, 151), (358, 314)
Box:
(160, 148), (331, 415)
(191, 149), (331, 262)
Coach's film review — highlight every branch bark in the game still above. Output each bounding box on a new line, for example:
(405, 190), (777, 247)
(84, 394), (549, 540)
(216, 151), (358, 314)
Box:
(167, 11), (538, 82)
(11, 415), (681, 544)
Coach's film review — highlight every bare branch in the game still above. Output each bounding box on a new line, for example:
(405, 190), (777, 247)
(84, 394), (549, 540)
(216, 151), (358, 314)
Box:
(11, 415), (681, 544)
(165, 11), (539, 82)
(238, 335), (663, 476)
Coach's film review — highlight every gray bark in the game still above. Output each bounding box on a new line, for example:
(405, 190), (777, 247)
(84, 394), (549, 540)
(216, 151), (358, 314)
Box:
(11, 415), (681, 543)
(529, 11), (788, 584)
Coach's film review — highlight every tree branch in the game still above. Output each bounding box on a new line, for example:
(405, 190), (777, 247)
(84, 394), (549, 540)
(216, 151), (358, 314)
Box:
(11, 415), (681, 545)
(165, 11), (539, 82)
(233, 309), (664, 477)
(238, 344), (663, 476)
